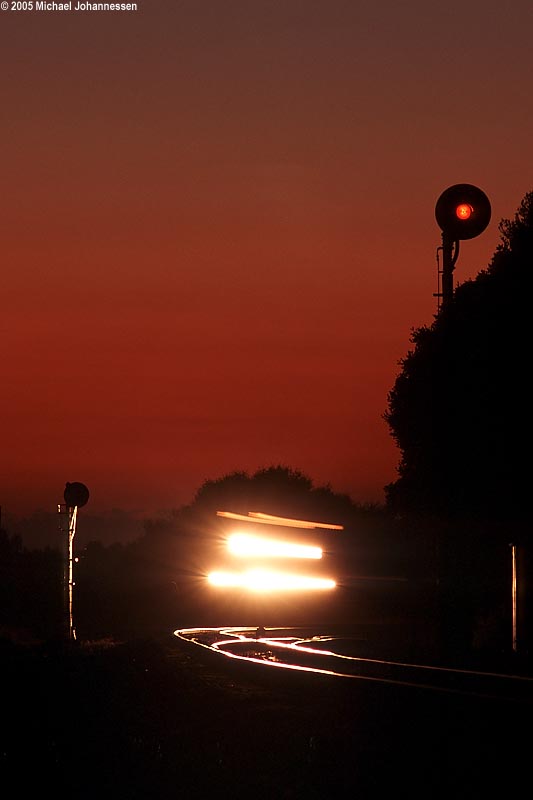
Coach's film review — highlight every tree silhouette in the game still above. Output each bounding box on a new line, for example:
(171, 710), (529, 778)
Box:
(384, 191), (532, 520)
(188, 465), (353, 522)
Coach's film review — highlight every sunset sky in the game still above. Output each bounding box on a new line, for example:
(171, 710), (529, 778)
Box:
(1, 1), (532, 521)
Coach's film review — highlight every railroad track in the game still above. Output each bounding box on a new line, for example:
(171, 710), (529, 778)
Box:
(175, 625), (533, 704)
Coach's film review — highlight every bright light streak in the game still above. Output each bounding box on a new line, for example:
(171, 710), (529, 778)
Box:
(207, 569), (336, 592)
(217, 510), (315, 528)
(227, 533), (322, 560)
(216, 510), (343, 530)
(249, 512), (344, 530)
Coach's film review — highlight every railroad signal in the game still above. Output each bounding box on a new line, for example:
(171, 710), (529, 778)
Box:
(58, 481), (90, 640)
(64, 481), (90, 509)
(435, 183), (491, 241)
(434, 183), (491, 309)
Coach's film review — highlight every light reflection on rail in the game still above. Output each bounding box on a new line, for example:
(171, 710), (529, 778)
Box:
(174, 627), (533, 702)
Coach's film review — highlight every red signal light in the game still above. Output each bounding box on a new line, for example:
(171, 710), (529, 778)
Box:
(435, 184), (491, 240)
(456, 203), (473, 221)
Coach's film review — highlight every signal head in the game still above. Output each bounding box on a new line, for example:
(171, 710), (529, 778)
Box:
(64, 482), (90, 508)
(435, 184), (491, 240)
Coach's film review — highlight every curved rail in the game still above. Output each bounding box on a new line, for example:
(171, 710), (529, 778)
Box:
(175, 626), (533, 703)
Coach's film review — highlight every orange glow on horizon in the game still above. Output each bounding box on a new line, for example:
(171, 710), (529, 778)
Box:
(228, 533), (322, 559)
(2, 1), (525, 523)
(207, 569), (336, 592)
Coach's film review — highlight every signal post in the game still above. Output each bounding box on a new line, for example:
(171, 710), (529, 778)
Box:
(434, 183), (491, 309)
(58, 481), (89, 641)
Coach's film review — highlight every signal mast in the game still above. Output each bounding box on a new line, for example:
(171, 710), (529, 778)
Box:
(434, 183), (491, 310)
(58, 481), (89, 641)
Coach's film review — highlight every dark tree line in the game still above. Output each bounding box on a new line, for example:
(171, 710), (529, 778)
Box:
(381, 192), (533, 657)
(385, 190), (532, 523)
(0, 528), (62, 642)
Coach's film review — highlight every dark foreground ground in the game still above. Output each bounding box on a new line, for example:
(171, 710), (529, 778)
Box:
(2, 629), (532, 799)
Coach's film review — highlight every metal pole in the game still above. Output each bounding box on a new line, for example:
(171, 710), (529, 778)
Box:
(511, 543), (517, 653)
(68, 505), (78, 641)
(441, 233), (454, 308)
(58, 503), (78, 641)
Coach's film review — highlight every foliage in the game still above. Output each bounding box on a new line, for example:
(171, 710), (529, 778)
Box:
(0, 530), (62, 641)
(384, 191), (532, 521)
(189, 464), (355, 522)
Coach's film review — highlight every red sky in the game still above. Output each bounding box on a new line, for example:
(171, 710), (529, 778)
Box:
(1, 1), (532, 519)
